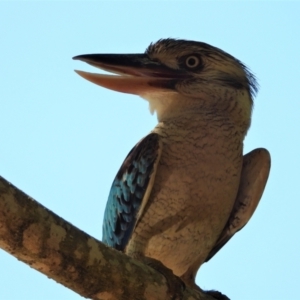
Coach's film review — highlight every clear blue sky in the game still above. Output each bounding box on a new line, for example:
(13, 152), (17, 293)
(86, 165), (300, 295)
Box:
(1, 2), (299, 299)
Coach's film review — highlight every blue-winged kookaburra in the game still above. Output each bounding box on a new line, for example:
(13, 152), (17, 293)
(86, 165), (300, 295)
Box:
(73, 39), (270, 292)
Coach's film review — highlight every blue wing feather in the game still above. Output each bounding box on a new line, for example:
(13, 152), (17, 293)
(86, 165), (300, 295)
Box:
(102, 133), (161, 251)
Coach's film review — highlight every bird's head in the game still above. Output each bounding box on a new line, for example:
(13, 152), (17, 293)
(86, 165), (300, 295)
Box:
(73, 38), (258, 128)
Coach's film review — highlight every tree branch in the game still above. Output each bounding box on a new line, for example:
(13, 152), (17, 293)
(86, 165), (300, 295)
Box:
(0, 176), (217, 300)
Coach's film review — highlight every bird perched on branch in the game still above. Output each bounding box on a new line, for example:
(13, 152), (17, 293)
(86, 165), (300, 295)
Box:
(73, 38), (270, 297)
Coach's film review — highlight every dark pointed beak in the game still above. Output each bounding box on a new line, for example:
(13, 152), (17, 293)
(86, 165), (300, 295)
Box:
(73, 54), (188, 95)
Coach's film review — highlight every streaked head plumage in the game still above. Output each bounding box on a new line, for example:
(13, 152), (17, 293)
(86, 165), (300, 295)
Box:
(145, 38), (258, 100)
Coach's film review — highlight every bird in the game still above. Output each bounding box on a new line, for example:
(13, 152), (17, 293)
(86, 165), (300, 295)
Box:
(73, 38), (271, 296)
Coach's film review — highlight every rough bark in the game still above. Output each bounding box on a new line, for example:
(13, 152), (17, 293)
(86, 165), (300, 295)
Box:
(0, 175), (218, 300)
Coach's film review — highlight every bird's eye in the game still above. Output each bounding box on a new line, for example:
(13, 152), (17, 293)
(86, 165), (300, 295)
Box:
(185, 55), (201, 68)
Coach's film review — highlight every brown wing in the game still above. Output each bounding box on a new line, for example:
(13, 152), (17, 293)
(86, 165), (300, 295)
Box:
(205, 148), (271, 262)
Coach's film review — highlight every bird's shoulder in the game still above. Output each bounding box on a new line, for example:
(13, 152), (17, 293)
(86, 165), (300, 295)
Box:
(102, 133), (162, 250)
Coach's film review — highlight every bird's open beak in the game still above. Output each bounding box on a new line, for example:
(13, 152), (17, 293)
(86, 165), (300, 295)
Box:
(73, 54), (187, 95)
